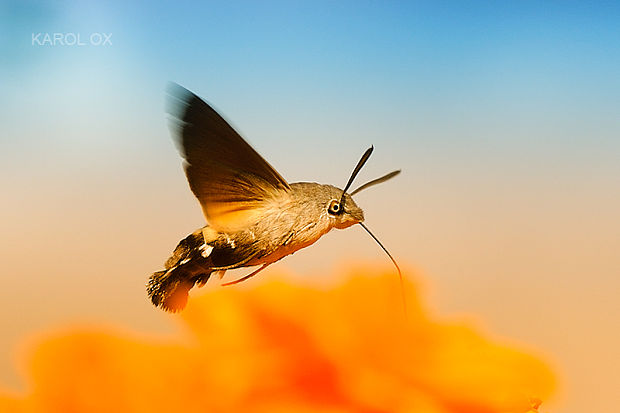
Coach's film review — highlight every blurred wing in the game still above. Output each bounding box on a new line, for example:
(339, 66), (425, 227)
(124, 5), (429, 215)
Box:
(167, 84), (291, 232)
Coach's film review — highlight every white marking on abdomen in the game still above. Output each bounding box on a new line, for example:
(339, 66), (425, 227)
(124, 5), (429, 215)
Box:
(224, 234), (236, 248)
(199, 244), (214, 258)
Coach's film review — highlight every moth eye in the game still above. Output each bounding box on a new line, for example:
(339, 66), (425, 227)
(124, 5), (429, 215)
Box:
(327, 200), (341, 215)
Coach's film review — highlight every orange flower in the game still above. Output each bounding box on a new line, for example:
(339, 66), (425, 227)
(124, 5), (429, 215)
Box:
(0, 268), (554, 412)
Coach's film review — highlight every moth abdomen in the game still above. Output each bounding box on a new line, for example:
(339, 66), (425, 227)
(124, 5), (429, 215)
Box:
(148, 228), (214, 312)
(147, 226), (262, 312)
(147, 267), (206, 312)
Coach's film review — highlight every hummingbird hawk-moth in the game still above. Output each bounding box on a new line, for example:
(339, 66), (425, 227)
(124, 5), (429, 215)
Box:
(147, 84), (402, 312)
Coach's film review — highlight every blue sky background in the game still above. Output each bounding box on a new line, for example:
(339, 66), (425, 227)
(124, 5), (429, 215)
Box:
(2, 1), (619, 215)
(1, 2), (619, 412)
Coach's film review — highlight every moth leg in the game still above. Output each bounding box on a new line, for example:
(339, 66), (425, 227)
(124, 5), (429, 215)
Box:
(213, 270), (226, 279)
(221, 263), (270, 286)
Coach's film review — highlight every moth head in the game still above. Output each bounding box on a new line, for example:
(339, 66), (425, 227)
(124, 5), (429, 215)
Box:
(326, 192), (364, 229)
(333, 145), (400, 224)
(324, 146), (400, 230)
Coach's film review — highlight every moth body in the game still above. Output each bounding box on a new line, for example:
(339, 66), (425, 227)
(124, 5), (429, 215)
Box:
(148, 182), (364, 311)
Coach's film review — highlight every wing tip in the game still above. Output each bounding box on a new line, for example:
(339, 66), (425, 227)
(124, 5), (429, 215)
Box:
(165, 82), (198, 118)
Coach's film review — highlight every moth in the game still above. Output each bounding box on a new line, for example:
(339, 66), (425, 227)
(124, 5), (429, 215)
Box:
(148, 84), (402, 312)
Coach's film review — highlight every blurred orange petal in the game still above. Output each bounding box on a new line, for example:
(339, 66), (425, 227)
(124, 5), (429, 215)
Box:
(1, 267), (554, 412)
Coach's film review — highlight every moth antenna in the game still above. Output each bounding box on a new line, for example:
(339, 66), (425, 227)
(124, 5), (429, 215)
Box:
(340, 146), (374, 208)
(359, 222), (407, 317)
(350, 170), (401, 196)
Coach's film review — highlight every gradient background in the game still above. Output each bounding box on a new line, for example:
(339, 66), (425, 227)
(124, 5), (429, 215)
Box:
(1, 1), (618, 412)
